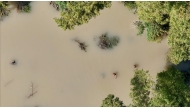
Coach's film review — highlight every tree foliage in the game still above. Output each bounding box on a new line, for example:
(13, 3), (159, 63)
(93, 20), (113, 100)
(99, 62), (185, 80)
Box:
(134, 21), (145, 36)
(136, 1), (170, 25)
(145, 22), (166, 43)
(151, 66), (190, 106)
(130, 66), (190, 107)
(0, 1), (10, 21)
(101, 94), (125, 107)
(130, 69), (154, 107)
(54, 1), (112, 30)
(123, 1), (137, 10)
(17, 1), (31, 13)
(167, 2), (190, 64)
(54, 1), (67, 11)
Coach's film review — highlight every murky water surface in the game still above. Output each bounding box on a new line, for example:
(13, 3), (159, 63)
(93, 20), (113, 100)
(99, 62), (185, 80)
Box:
(1, 1), (169, 106)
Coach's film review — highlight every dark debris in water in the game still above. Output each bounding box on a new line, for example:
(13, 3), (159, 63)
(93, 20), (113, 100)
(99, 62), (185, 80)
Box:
(74, 38), (88, 52)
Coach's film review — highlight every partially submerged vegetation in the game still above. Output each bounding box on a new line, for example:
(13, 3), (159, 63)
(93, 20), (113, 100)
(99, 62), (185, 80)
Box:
(17, 1), (31, 13)
(98, 34), (119, 50)
(134, 21), (145, 36)
(0, 1), (10, 21)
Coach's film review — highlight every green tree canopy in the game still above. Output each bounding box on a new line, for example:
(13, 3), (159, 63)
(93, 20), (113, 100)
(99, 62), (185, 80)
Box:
(167, 2), (190, 64)
(101, 94), (125, 107)
(151, 66), (190, 106)
(136, 1), (170, 25)
(130, 69), (154, 107)
(54, 1), (112, 30)
(54, 1), (67, 11)
(123, 1), (137, 10)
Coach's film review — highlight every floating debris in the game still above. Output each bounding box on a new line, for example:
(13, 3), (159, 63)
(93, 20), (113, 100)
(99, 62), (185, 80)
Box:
(98, 33), (119, 49)
(28, 82), (38, 98)
(4, 79), (14, 87)
(74, 38), (88, 52)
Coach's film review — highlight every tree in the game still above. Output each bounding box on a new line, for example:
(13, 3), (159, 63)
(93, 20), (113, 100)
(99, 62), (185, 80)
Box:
(129, 69), (154, 107)
(167, 2), (190, 64)
(123, 1), (137, 11)
(133, 2), (170, 42)
(136, 1), (170, 25)
(151, 66), (190, 106)
(101, 94), (125, 107)
(0, 1), (10, 21)
(54, 1), (112, 30)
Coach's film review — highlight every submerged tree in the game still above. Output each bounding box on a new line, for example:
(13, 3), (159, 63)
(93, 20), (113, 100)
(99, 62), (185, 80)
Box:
(98, 33), (119, 49)
(54, 1), (112, 30)
(129, 69), (154, 107)
(101, 94), (125, 107)
(0, 1), (10, 21)
(17, 1), (31, 13)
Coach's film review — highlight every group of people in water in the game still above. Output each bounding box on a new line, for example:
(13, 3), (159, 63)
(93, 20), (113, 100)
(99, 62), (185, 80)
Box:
(112, 64), (138, 79)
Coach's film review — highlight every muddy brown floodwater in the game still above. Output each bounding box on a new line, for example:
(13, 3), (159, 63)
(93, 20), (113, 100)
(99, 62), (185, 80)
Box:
(0, 1), (169, 107)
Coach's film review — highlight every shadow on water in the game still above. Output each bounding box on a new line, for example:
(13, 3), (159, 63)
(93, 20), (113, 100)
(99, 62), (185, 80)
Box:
(175, 60), (190, 72)
(174, 60), (190, 84)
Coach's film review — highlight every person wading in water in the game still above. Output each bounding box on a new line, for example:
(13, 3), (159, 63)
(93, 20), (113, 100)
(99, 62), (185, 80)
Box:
(112, 72), (117, 79)
(11, 60), (16, 65)
(134, 64), (138, 68)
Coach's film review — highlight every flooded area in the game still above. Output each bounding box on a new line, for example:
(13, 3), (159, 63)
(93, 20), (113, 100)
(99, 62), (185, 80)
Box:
(1, 1), (169, 107)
